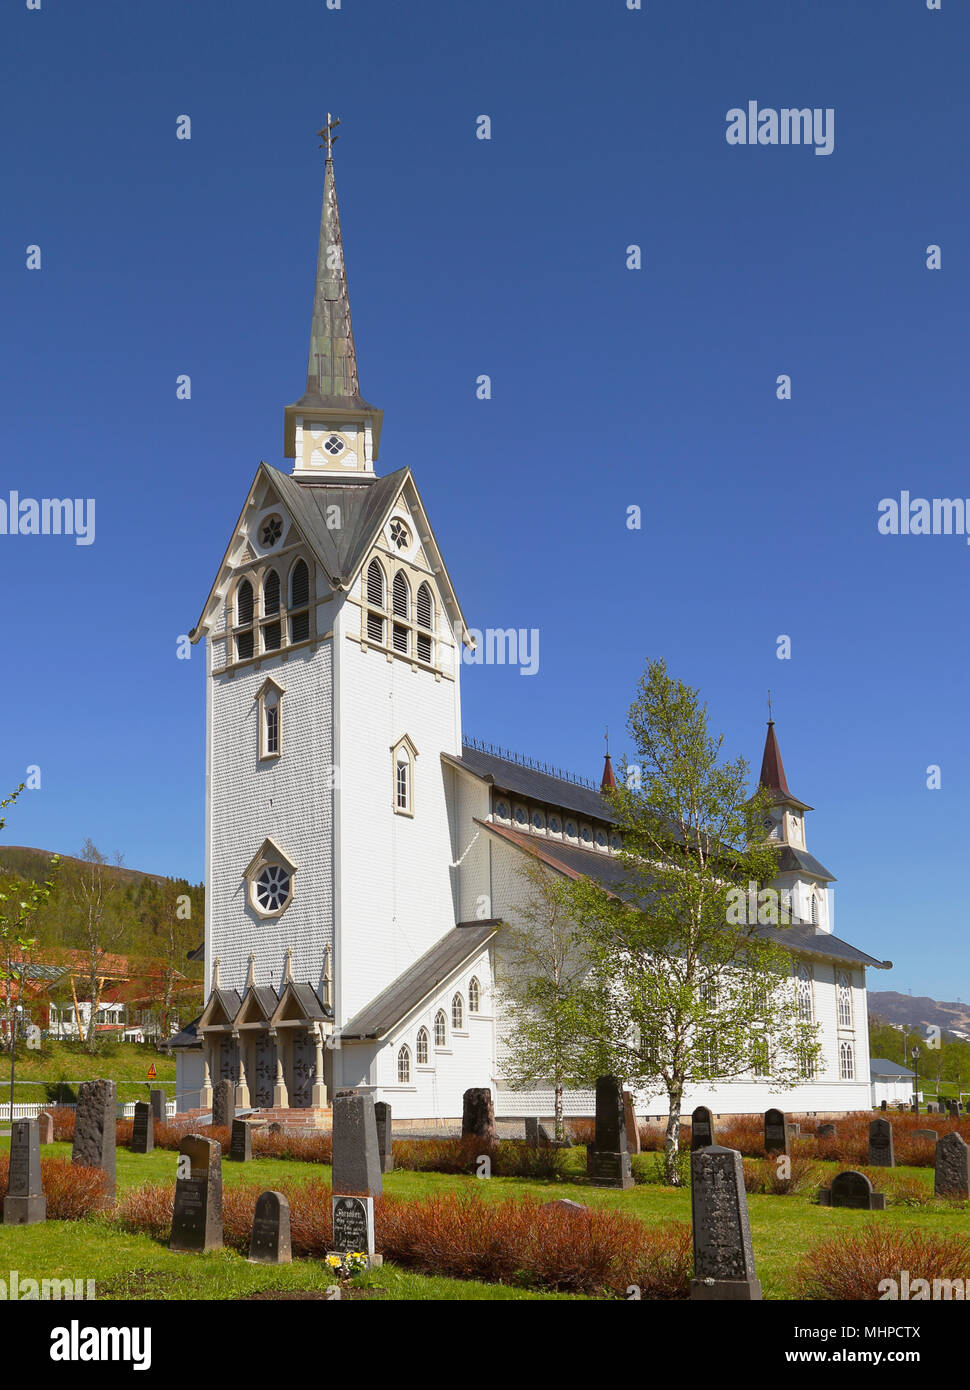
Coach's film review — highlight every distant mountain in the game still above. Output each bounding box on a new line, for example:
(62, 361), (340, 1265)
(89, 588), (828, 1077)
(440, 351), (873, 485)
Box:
(869, 990), (970, 1043)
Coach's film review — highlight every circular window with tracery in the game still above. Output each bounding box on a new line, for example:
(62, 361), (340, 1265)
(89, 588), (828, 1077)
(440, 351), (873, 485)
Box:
(260, 515), (284, 547)
(254, 864), (291, 913)
(390, 519), (410, 550)
(324, 434), (345, 456)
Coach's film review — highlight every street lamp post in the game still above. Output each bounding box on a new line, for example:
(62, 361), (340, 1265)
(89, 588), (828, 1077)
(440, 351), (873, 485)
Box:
(912, 1045), (921, 1114)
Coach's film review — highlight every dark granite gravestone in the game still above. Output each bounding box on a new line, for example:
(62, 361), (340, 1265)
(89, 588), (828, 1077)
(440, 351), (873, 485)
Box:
(169, 1135), (223, 1252)
(374, 1101), (394, 1174)
(36, 1112), (54, 1145)
(880, 1100), (887, 1112)
(934, 1132), (970, 1199)
(331, 1194), (378, 1260)
(623, 1091), (641, 1155)
(764, 1108), (788, 1156)
(229, 1119), (252, 1163)
(212, 1078), (235, 1130)
(149, 1089), (166, 1121)
(913, 1129), (938, 1142)
(461, 1087), (496, 1144)
(524, 1116), (540, 1145)
(818, 1170), (886, 1210)
(689, 1144), (761, 1300)
(949, 1101), (961, 1118)
(868, 1117), (895, 1167)
(130, 1101), (154, 1155)
(71, 1078), (117, 1199)
(3, 1118), (46, 1225)
(332, 1091), (383, 1196)
(248, 1190), (291, 1264)
(690, 1105), (715, 1151)
(587, 1075), (633, 1189)
(816, 1123), (836, 1138)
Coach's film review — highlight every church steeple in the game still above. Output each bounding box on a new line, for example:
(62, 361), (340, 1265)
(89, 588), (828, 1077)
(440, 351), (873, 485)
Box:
(284, 117), (384, 473)
(758, 719), (812, 849)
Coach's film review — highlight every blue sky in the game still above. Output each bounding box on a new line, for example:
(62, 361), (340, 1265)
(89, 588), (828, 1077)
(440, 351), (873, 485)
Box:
(1, 0), (966, 1000)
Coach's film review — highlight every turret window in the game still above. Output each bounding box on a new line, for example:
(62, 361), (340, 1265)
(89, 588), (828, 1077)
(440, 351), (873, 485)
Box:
(324, 434), (344, 456)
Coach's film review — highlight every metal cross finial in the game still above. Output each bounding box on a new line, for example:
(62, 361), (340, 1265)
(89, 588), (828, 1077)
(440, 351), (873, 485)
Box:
(318, 113), (341, 159)
(605, 725), (609, 754)
(767, 690), (773, 722)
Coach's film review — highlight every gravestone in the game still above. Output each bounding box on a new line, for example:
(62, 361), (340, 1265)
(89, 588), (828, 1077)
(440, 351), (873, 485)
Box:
(623, 1091), (641, 1155)
(934, 1132), (970, 1199)
(248, 1190), (291, 1264)
(689, 1145), (761, 1300)
(374, 1101), (394, 1174)
(764, 1108), (789, 1156)
(2, 1118), (46, 1225)
(130, 1101), (154, 1155)
(524, 1116), (539, 1145)
(949, 1101), (961, 1118)
(690, 1105), (714, 1151)
(913, 1129), (938, 1142)
(786, 1122), (801, 1138)
(816, 1123), (836, 1138)
(868, 1117), (894, 1167)
(332, 1091), (383, 1196)
(542, 1198), (589, 1214)
(36, 1111), (54, 1145)
(212, 1078), (235, 1130)
(71, 1078), (117, 1198)
(149, 1089), (166, 1121)
(169, 1135), (223, 1252)
(818, 1170), (886, 1211)
(229, 1118), (252, 1163)
(880, 1100), (887, 1112)
(331, 1194), (380, 1264)
(461, 1088), (495, 1145)
(587, 1075), (633, 1189)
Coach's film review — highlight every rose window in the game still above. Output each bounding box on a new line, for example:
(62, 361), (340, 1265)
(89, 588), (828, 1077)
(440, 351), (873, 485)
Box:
(324, 435), (344, 456)
(254, 865), (291, 912)
(390, 519), (410, 550)
(260, 515), (283, 547)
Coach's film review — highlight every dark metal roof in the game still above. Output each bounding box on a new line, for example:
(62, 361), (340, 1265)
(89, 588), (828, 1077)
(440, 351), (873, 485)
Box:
(340, 922), (499, 1040)
(870, 1058), (915, 1078)
(446, 745), (616, 824)
(775, 846), (836, 881)
(168, 1016), (200, 1049)
(759, 721), (812, 811)
(252, 986), (280, 1017)
(290, 982), (332, 1021)
(481, 821), (890, 971)
(267, 465), (407, 589)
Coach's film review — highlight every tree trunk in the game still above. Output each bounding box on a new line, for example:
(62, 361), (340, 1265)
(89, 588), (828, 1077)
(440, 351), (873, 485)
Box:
(554, 1082), (565, 1142)
(664, 1089), (683, 1185)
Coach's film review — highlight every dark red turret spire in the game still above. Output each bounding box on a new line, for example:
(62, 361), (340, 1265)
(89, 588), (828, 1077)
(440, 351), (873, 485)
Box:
(600, 726), (617, 792)
(759, 720), (792, 799)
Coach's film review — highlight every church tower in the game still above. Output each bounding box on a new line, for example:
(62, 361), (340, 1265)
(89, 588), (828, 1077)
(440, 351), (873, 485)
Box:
(759, 720), (836, 932)
(189, 125), (471, 1108)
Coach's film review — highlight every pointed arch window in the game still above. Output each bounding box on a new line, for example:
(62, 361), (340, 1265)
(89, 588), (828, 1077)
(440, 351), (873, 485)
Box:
(397, 1045), (411, 1083)
(289, 559), (310, 643)
(837, 972), (853, 1028)
(235, 579), (255, 660)
(451, 993), (464, 1031)
(261, 569), (282, 651)
(434, 1010), (447, 1048)
(839, 1040), (855, 1080)
(810, 892), (820, 926)
(257, 678), (283, 760)
(468, 977), (480, 1013)
(416, 582), (434, 664)
(366, 559), (385, 645)
(392, 572), (410, 654)
(795, 961), (814, 1022)
(392, 735), (417, 817)
(416, 1027), (429, 1065)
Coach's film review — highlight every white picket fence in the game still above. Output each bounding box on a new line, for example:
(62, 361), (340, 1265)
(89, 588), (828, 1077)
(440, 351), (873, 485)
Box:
(0, 1101), (177, 1122)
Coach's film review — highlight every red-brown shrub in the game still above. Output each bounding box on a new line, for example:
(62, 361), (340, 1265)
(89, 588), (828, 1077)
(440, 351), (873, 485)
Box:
(795, 1225), (970, 1300)
(114, 1182), (175, 1240)
(50, 1106), (75, 1142)
(251, 1130), (332, 1164)
(742, 1155), (823, 1196)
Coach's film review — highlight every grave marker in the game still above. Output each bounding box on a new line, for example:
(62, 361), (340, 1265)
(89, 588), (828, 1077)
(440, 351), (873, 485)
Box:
(461, 1087), (495, 1145)
(868, 1117), (894, 1167)
(330, 1194), (381, 1266)
(623, 1091), (641, 1155)
(587, 1075), (633, 1189)
(212, 1078), (235, 1130)
(149, 1088), (166, 1121)
(764, 1108), (788, 1156)
(913, 1129), (938, 1142)
(374, 1101), (394, 1174)
(816, 1123), (836, 1138)
(229, 1118), (252, 1163)
(690, 1105), (714, 1151)
(934, 1132), (970, 1199)
(169, 1134), (223, 1252)
(689, 1144), (761, 1300)
(2, 1118), (45, 1225)
(248, 1190), (291, 1264)
(818, 1170), (886, 1210)
(332, 1091), (383, 1196)
(36, 1111), (54, 1145)
(130, 1101), (154, 1155)
(71, 1078), (117, 1199)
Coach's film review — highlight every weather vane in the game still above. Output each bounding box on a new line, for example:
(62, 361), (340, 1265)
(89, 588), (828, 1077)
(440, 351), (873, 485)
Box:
(318, 113), (341, 159)
(767, 690), (773, 722)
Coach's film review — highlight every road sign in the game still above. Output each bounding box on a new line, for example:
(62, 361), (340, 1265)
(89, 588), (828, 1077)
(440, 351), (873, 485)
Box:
(147, 1064), (157, 1081)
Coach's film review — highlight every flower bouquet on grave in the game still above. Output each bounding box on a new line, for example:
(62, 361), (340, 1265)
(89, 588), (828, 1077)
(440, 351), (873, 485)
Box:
(325, 1251), (368, 1283)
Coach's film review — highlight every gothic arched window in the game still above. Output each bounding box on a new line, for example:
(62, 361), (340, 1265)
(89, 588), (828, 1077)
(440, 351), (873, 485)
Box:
(416, 582), (434, 664)
(397, 1045), (411, 1083)
(434, 1010), (446, 1048)
(451, 993), (464, 1030)
(839, 1040), (855, 1080)
(837, 972), (853, 1028)
(366, 559), (385, 644)
(289, 559), (310, 643)
(810, 892), (820, 926)
(416, 1027), (429, 1065)
(468, 977), (480, 1013)
(235, 579), (255, 660)
(392, 572), (410, 654)
(795, 962), (814, 1022)
(262, 570), (282, 651)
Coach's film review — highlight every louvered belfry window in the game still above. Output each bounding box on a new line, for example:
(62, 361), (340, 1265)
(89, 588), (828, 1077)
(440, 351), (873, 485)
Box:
(392, 572), (410, 653)
(236, 579), (255, 660)
(417, 582), (433, 664)
(366, 559), (385, 644)
(289, 559), (310, 643)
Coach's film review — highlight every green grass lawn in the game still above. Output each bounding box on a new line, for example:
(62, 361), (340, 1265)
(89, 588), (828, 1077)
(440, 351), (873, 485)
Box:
(2, 1041), (175, 1105)
(2, 1136), (968, 1300)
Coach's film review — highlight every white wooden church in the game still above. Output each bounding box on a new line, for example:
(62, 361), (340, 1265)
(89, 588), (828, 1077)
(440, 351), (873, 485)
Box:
(172, 135), (889, 1123)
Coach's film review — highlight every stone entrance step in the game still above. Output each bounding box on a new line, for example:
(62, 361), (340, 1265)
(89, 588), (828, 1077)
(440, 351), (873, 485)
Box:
(244, 1106), (332, 1131)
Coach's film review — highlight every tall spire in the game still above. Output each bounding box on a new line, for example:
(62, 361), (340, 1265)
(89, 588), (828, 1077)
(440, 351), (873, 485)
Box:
(284, 119), (383, 465)
(600, 726), (617, 792)
(759, 719), (811, 810)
